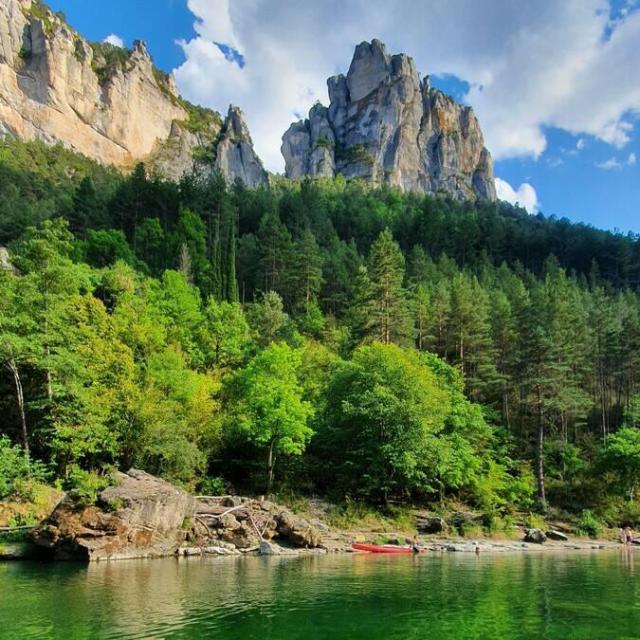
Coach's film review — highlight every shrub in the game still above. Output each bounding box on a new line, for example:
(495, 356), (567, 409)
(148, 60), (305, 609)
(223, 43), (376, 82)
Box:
(576, 510), (602, 538)
(66, 466), (114, 507)
(0, 437), (47, 500)
(199, 476), (226, 496)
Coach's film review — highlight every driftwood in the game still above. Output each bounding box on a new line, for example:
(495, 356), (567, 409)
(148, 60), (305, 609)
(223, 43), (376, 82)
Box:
(195, 504), (247, 518)
(246, 510), (264, 541)
(0, 525), (35, 532)
(195, 516), (212, 537)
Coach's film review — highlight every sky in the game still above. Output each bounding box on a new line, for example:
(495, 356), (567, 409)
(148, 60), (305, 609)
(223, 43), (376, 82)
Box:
(45, 0), (640, 233)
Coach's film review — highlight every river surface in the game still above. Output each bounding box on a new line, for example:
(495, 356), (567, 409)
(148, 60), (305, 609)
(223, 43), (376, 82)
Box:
(1, 550), (640, 639)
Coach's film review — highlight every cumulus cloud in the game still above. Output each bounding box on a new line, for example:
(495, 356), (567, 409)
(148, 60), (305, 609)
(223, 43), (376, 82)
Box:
(173, 0), (640, 172)
(495, 178), (539, 213)
(104, 34), (124, 48)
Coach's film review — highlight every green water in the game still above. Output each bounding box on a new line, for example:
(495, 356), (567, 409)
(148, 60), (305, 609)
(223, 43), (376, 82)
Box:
(1, 551), (640, 639)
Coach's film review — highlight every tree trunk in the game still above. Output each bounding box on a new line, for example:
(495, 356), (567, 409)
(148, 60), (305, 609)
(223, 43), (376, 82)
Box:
(266, 438), (276, 496)
(7, 360), (29, 456)
(536, 386), (546, 512)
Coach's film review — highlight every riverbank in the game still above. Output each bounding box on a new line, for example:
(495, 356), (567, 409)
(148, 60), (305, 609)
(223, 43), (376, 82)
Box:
(1, 469), (638, 561)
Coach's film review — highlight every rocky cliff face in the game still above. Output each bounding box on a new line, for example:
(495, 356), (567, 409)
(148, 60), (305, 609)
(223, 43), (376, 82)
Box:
(282, 39), (495, 200)
(0, 0), (266, 185)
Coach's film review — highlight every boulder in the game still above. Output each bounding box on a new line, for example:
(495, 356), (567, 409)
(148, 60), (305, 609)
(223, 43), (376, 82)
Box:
(275, 511), (322, 548)
(546, 530), (569, 541)
(220, 521), (261, 549)
(524, 528), (547, 544)
(416, 514), (448, 535)
(259, 540), (281, 555)
(32, 469), (195, 561)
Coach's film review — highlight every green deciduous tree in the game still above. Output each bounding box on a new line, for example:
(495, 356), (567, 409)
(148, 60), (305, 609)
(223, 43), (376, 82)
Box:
(232, 342), (313, 494)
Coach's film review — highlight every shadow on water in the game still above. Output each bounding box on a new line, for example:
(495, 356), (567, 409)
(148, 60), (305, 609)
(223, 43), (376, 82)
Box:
(2, 550), (640, 639)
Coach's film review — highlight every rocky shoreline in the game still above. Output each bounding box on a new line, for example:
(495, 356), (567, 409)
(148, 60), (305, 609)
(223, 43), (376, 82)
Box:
(1, 469), (637, 562)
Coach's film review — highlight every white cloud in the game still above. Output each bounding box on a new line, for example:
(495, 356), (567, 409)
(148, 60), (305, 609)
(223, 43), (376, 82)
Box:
(495, 178), (539, 213)
(173, 0), (640, 172)
(596, 157), (623, 170)
(596, 152), (637, 169)
(576, 138), (586, 151)
(104, 34), (124, 48)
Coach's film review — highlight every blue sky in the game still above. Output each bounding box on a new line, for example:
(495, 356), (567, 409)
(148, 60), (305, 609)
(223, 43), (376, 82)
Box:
(47, 0), (640, 233)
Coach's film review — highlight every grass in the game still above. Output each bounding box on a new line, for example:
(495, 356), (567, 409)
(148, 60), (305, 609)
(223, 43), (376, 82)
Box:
(325, 500), (416, 534)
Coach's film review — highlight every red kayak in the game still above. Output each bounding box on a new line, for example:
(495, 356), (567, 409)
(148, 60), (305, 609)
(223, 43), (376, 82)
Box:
(352, 542), (421, 554)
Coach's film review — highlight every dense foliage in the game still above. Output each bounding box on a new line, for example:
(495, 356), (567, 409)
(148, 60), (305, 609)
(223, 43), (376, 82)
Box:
(2, 139), (640, 527)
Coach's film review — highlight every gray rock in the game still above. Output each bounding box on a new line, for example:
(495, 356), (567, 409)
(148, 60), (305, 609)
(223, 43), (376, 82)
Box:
(178, 546), (202, 556)
(259, 540), (281, 555)
(282, 40), (495, 201)
(546, 530), (568, 541)
(214, 105), (268, 188)
(524, 528), (547, 544)
(416, 515), (448, 535)
(32, 469), (195, 561)
(275, 510), (322, 548)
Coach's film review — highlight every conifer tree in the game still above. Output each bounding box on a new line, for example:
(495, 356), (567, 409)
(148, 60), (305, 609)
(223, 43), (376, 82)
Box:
(367, 229), (411, 346)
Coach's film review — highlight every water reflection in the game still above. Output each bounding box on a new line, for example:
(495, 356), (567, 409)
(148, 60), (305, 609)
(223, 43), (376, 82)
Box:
(2, 551), (640, 639)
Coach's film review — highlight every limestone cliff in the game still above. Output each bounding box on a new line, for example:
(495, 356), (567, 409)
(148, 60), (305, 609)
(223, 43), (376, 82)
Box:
(282, 39), (495, 200)
(0, 0), (266, 185)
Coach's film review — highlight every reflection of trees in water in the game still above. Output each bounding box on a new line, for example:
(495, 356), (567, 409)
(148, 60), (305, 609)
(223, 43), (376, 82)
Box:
(3, 553), (639, 638)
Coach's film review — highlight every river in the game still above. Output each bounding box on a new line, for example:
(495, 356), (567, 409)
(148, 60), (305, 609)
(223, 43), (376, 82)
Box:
(1, 550), (639, 639)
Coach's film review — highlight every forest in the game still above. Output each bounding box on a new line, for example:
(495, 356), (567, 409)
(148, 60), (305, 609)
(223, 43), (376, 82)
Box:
(2, 138), (640, 533)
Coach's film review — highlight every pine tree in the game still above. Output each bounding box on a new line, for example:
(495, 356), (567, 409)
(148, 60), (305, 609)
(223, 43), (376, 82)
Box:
(368, 229), (411, 346)
(225, 209), (239, 303)
(258, 212), (291, 295)
(348, 265), (375, 345)
(288, 229), (323, 313)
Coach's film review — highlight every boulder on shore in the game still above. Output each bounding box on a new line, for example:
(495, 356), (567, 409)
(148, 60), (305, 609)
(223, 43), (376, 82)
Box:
(546, 530), (569, 541)
(524, 528), (547, 544)
(415, 514), (448, 535)
(32, 469), (195, 561)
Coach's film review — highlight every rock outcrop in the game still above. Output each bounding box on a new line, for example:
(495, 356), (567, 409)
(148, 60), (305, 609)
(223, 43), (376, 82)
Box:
(282, 39), (495, 201)
(191, 496), (323, 550)
(31, 477), (322, 561)
(212, 106), (268, 188)
(33, 469), (195, 561)
(0, 0), (266, 185)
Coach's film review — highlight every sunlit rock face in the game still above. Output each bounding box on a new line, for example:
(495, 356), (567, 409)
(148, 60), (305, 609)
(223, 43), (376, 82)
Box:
(0, 0), (267, 185)
(282, 39), (496, 201)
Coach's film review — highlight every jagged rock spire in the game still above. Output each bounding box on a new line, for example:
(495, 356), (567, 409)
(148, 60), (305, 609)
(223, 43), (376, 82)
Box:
(282, 39), (496, 201)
